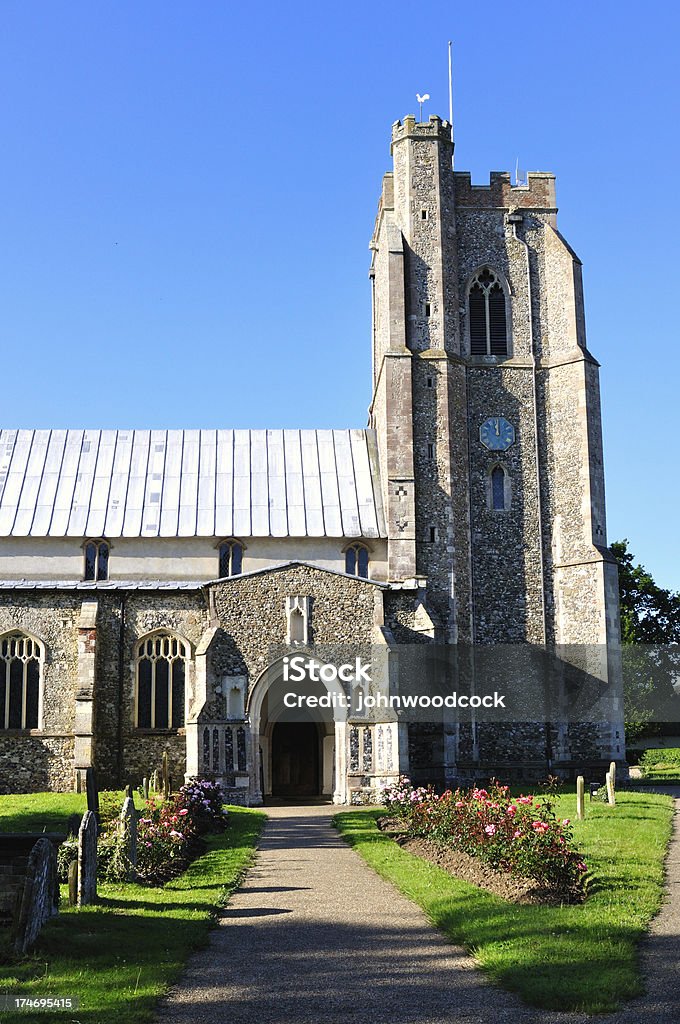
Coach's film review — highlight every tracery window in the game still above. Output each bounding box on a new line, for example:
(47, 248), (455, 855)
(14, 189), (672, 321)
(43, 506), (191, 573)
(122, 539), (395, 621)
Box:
(468, 268), (509, 356)
(83, 539), (109, 581)
(345, 543), (370, 579)
(136, 633), (188, 729)
(0, 633), (42, 730)
(218, 540), (243, 578)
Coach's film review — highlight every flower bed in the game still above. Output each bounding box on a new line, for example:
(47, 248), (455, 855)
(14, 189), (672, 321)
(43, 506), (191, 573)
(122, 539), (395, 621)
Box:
(381, 777), (586, 899)
(58, 779), (229, 886)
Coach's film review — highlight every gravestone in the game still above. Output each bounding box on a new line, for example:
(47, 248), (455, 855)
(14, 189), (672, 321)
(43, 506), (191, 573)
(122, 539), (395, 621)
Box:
(85, 767), (99, 821)
(12, 838), (59, 954)
(162, 752), (170, 799)
(606, 770), (616, 807)
(77, 811), (98, 906)
(142, 777), (149, 800)
(66, 813), (81, 837)
(68, 861), (78, 906)
(576, 775), (585, 820)
(119, 796), (138, 878)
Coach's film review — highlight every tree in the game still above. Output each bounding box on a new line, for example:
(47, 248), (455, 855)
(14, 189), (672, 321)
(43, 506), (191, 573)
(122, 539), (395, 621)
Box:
(611, 540), (680, 741)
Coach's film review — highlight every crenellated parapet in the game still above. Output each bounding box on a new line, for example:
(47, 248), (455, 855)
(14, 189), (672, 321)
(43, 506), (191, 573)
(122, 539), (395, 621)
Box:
(454, 170), (556, 210)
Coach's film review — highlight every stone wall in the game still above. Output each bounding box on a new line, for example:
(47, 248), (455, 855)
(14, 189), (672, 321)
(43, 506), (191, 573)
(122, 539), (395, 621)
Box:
(0, 593), (80, 791)
(209, 564), (383, 692)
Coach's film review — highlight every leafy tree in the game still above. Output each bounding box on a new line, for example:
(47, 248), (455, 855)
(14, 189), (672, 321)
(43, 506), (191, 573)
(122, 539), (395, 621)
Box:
(610, 540), (680, 741)
(611, 540), (680, 644)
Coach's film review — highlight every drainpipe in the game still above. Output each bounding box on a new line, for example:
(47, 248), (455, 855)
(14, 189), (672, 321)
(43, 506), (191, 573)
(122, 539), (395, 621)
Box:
(509, 213), (551, 768)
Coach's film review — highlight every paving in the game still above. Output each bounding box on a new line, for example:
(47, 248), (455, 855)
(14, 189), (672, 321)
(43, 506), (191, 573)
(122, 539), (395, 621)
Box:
(156, 801), (680, 1024)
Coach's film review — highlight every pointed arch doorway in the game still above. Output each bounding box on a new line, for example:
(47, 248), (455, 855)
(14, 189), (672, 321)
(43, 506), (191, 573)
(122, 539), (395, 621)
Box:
(248, 657), (348, 804)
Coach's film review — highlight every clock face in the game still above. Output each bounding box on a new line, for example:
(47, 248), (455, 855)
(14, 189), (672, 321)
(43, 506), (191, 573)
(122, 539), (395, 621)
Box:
(480, 417), (515, 451)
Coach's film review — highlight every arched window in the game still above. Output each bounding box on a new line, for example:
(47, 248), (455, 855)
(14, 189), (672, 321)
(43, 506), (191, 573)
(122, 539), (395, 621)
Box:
(136, 633), (188, 730)
(491, 466), (509, 511)
(468, 268), (509, 356)
(345, 544), (370, 579)
(1, 633), (42, 730)
(84, 539), (109, 581)
(218, 540), (243, 578)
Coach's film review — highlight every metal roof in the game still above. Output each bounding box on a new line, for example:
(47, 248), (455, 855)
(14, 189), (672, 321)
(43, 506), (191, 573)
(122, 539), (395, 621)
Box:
(0, 429), (386, 540)
(0, 580), (203, 591)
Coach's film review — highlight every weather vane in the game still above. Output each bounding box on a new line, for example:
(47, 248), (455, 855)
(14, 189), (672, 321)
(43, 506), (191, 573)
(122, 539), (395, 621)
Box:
(416, 92), (430, 121)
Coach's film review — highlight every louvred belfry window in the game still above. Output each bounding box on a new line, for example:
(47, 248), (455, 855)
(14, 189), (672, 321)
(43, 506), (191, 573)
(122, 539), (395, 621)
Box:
(136, 633), (188, 729)
(468, 268), (509, 356)
(0, 633), (42, 730)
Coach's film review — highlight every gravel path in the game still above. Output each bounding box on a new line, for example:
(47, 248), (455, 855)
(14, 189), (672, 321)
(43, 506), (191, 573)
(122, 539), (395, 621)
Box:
(156, 801), (680, 1024)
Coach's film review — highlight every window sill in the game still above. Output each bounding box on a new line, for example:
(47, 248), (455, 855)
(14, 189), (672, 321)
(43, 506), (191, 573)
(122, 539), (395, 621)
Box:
(134, 728), (185, 736)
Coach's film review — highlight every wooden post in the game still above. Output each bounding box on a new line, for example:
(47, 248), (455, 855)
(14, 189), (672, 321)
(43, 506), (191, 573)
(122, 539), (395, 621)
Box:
(576, 775), (585, 820)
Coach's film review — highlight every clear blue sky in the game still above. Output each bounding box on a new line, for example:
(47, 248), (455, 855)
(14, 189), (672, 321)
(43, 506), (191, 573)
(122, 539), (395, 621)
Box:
(0, 2), (678, 590)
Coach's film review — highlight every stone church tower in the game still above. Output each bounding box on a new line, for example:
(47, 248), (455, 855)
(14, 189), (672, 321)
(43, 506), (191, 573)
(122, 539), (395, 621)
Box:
(369, 115), (624, 773)
(0, 113), (624, 798)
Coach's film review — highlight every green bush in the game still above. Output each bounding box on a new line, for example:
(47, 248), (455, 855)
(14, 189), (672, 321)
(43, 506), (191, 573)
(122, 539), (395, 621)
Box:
(639, 747), (680, 767)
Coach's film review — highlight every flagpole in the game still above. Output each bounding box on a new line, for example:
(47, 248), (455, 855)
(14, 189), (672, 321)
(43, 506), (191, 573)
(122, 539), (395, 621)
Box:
(448, 41), (453, 137)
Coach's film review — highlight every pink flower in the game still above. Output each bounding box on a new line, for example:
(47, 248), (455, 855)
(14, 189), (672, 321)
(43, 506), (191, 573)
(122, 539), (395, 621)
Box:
(484, 824), (496, 836)
(518, 796), (533, 805)
(506, 804), (517, 817)
(577, 862), (587, 872)
(455, 801), (464, 808)
(513, 829), (522, 839)
(178, 808), (189, 816)
(562, 818), (570, 826)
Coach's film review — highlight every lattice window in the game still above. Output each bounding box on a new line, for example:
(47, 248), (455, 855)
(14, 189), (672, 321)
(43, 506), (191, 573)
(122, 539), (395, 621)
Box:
(218, 540), (243, 578)
(83, 539), (109, 581)
(0, 633), (42, 730)
(468, 268), (509, 356)
(345, 543), (370, 579)
(136, 633), (188, 729)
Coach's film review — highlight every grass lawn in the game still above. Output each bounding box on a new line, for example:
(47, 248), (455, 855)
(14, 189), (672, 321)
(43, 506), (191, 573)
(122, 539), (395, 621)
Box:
(335, 790), (674, 1013)
(0, 797), (265, 1024)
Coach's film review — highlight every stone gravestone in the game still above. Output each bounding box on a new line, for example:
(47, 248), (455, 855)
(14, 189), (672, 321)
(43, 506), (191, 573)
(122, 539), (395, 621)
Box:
(68, 861), (78, 906)
(66, 813), (81, 837)
(77, 811), (98, 906)
(142, 776), (149, 800)
(119, 797), (138, 879)
(12, 838), (59, 954)
(162, 752), (170, 799)
(85, 767), (100, 821)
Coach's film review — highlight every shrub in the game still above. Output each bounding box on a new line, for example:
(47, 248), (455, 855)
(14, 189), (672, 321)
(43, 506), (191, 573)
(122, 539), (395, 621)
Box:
(381, 776), (434, 818)
(382, 779), (586, 890)
(172, 778), (229, 834)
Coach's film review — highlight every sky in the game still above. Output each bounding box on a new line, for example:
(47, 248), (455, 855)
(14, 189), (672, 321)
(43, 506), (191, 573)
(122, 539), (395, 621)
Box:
(0, 1), (678, 590)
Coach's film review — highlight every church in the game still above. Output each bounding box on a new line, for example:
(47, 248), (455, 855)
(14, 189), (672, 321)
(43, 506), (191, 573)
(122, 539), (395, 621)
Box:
(0, 114), (624, 802)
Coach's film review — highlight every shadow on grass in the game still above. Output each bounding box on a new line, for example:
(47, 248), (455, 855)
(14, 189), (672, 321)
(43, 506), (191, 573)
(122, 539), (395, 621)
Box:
(334, 800), (674, 1013)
